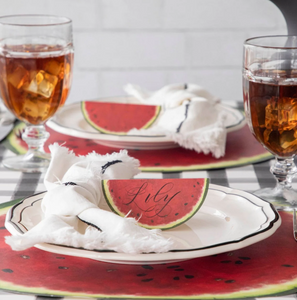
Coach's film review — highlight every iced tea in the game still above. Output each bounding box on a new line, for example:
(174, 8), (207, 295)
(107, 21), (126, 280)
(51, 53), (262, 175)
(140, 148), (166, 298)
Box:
(0, 44), (73, 125)
(243, 69), (297, 157)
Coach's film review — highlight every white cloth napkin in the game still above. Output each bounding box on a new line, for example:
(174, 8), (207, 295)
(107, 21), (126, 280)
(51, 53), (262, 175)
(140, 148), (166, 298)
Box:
(5, 144), (173, 254)
(124, 83), (227, 158)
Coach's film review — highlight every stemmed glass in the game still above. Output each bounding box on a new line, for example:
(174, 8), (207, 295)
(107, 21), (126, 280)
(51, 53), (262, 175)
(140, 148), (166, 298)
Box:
(0, 15), (73, 172)
(243, 35), (297, 210)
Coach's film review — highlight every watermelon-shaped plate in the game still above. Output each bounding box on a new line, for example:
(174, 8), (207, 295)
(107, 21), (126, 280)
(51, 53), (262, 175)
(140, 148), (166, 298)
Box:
(0, 206), (295, 299)
(5, 184), (280, 265)
(47, 97), (246, 150)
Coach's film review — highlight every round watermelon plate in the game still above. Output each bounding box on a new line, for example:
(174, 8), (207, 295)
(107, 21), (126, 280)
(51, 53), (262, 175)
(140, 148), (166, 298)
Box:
(3, 123), (273, 172)
(3, 122), (272, 172)
(0, 199), (296, 299)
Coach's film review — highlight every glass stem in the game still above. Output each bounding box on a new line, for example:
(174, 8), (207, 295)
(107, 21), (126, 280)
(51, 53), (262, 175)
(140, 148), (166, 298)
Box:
(22, 124), (50, 155)
(270, 157), (297, 189)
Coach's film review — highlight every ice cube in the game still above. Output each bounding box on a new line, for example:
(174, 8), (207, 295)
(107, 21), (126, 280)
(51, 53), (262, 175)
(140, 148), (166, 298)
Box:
(45, 60), (62, 76)
(279, 98), (297, 130)
(22, 98), (50, 120)
(280, 130), (297, 149)
(25, 70), (58, 98)
(8, 65), (29, 89)
(265, 102), (278, 129)
(263, 128), (272, 144)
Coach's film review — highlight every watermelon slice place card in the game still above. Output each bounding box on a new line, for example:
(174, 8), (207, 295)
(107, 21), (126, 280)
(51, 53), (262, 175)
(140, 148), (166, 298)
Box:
(81, 101), (161, 135)
(102, 178), (209, 230)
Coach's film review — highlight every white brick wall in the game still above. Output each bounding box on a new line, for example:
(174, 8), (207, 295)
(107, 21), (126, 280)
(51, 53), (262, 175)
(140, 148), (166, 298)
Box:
(0, 0), (287, 103)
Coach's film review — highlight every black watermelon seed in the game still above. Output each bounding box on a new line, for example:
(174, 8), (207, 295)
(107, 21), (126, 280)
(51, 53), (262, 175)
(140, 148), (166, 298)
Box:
(191, 195), (194, 197)
(282, 264), (294, 267)
(155, 163), (161, 166)
(175, 268), (184, 271)
(0, 226), (5, 229)
(185, 275), (194, 279)
(58, 266), (68, 269)
(235, 261), (243, 265)
(142, 265), (153, 270)
(142, 278), (153, 282)
(151, 220), (154, 223)
(2, 269), (13, 273)
(220, 260), (232, 263)
(56, 257), (65, 259)
(167, 265), (180, 269)
(238, 256), (250, 260)
(20, 255), (30, 259)
(137, 273), (147, 277)
(184, 203), (188, 206)
(225, 280), (235, 283)
(137, 213), (140, 217)
(173, 277), (180, 280)
(175, 213), (179, 216)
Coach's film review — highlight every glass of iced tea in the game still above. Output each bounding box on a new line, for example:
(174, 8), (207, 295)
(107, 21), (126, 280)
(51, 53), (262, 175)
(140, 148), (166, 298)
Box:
(0, 15), (73, 172)
(243, 35), (297, 209)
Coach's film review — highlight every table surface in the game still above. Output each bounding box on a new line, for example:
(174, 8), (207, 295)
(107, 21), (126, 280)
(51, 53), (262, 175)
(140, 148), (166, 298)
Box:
(1, 102), (297, 300)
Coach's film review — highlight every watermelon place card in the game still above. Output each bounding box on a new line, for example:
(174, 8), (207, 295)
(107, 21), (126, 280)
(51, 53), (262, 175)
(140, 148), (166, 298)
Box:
(81, 101), (161, 135)
(102, 178), (209, 230)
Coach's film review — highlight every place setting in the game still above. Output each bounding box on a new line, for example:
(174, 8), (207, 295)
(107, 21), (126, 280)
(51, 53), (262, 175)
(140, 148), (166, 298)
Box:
(1, 10), (297, 300)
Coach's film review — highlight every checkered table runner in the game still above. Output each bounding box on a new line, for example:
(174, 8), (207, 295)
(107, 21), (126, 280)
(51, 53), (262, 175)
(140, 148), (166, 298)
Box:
(1, 101), (297, 300)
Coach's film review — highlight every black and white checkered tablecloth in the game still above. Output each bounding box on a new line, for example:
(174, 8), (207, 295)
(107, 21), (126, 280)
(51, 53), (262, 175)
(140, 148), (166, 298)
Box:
(1, 102), (297, 300)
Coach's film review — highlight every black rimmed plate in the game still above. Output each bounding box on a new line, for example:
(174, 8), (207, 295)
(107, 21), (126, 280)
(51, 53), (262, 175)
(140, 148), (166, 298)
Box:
(5, 184), (280, 265)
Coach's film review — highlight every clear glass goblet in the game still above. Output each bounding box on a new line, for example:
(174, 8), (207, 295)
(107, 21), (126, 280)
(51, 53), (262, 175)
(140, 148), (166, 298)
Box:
(243, 35), (297, 210)
(0, 15), (74, 172)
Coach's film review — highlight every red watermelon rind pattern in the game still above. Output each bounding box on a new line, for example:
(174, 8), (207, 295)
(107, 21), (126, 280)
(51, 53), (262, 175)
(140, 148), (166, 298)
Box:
(81, 101), (161, 135)
(3, 122), (273, 172)
(102, 178), (209, 230)
(1, 200), (297, 299)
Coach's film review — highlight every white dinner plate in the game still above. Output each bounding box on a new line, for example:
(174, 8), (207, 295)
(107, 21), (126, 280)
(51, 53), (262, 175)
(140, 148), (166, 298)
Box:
(5, 184), (280, 265)
(47, 97), (246, 150)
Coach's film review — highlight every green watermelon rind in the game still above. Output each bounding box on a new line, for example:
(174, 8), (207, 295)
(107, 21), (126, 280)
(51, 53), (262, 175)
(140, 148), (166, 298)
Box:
(102, 178), (209, 230)
(81, 101), (161, 135)
(2, 122), (27, 155)
(141, 152), (273, 172)
(1, 204), (297, 298)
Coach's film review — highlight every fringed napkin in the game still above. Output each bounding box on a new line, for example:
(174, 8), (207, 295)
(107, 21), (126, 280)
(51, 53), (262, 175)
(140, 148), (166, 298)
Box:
(5, 144), (173, 254)
(124, 83), (227, 158)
